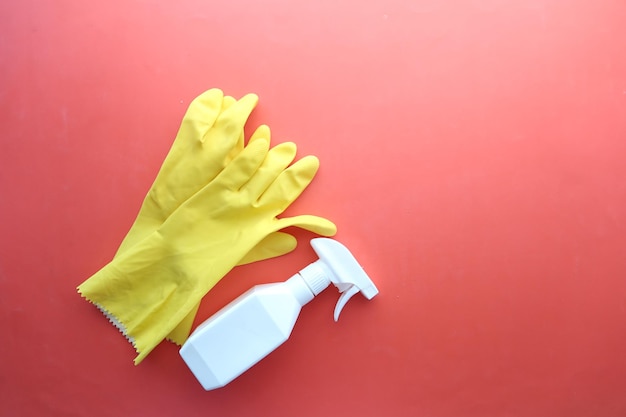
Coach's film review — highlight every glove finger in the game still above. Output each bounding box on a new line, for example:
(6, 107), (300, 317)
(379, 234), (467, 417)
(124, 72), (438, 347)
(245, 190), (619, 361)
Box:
(238, 232), (297, 265)
(275, 214), (337, 236)
(202, 94), (259, 173)
(257, 155), (319, 212)
(249, 124), (271, 143)
(221, 95), (236, 110)
(227, 124), (271, 164)
(216, 138), (269, 190)
(220, 96), (242, 158)
(206, 93), (258, 144)
(178, 89), (224, 144)
(244, 142), (297, 199)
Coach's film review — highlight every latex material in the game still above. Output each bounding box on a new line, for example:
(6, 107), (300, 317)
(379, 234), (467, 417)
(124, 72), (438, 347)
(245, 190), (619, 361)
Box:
(78, 133), (337, 364)
(179, 238), (378, 390)
(111, 89), (328, 344)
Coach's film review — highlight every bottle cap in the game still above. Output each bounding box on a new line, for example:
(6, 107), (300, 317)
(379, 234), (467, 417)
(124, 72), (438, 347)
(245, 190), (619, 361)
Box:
(307, 238), (379, 321)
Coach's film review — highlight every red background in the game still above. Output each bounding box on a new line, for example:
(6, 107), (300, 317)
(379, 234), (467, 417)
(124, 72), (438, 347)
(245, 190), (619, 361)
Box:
(2, 1), (626, 416)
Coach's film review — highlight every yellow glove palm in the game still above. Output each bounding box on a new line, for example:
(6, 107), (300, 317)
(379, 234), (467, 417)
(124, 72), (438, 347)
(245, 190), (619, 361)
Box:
(113, 89), (330, 344)
(79, 137), (336, 364)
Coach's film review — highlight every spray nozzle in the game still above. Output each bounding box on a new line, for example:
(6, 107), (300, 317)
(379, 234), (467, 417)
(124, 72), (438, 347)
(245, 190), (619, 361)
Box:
(299, 238), (378, 321)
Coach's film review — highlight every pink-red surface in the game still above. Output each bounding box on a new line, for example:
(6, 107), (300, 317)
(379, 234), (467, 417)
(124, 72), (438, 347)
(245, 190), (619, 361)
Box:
(1, 1), (626, 416)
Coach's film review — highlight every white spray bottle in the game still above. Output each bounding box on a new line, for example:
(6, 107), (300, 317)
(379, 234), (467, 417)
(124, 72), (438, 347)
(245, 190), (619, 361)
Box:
(180, 238), (378, 390)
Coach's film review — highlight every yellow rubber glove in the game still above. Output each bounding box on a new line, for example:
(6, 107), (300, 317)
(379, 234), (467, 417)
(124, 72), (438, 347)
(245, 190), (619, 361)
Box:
(112, 89), (327, 344)
(78, 137), (336, 364)
(116, 89), (298, 258)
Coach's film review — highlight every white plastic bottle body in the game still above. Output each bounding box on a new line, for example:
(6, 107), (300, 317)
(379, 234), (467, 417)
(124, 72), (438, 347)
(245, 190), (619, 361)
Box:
(180, 239), (379, 391)
(180, 276), (314, 390)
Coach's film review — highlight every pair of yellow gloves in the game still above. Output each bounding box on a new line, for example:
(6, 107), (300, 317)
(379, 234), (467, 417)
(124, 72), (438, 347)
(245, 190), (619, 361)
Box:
(78, 89), (336, 364)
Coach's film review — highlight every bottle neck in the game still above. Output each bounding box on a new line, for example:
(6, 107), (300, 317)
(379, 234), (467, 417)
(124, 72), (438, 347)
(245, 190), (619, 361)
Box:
(299, 261), (332, 295)
(286, 260), (333, 306)
(285, 274), (315, 306)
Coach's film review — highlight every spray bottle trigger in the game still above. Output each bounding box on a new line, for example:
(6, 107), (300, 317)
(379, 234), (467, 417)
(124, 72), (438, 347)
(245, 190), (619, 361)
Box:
(333, 285), (360, 321)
